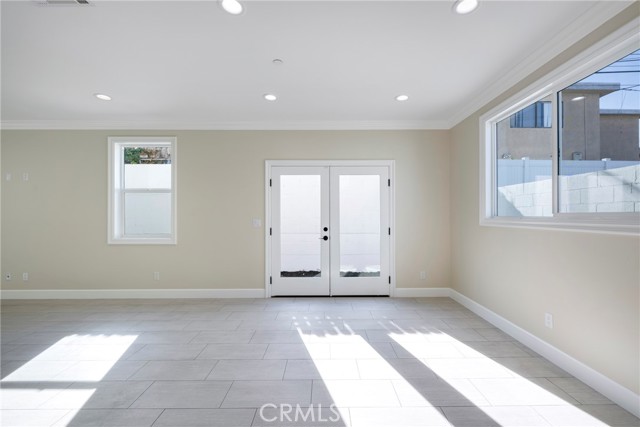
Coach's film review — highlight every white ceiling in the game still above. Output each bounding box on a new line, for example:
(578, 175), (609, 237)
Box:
(0, 0), (633, 130)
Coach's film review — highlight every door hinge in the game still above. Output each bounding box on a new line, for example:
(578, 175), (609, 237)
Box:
(269, 227), (272, 236)
(388, 227), (391, 235)
(388, 179), (391, 187)
(269, 179), (272, 187)
(388, 276), (391, 284)
(270, 276), (272, 285)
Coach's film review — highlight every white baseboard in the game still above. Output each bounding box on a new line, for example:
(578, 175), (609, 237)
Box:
(449, 289), (640, 419)
(0, 288), (266, 299)
(393, 287), (451, 298)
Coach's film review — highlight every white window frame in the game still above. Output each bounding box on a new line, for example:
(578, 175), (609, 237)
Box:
(480, 19), (640, 235)
(108, 136), (177, 244)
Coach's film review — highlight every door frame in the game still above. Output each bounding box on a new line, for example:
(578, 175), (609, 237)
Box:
(265, 160), (396, 298)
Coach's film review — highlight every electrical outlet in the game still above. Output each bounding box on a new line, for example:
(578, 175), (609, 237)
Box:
(22, 273), (29, 281)
(544, 312), (553, 329)
(252, 218), (262, 228)
(153, 272), (160, 281)
(5, 173), (11, 181)
(419, 271), (427, 280)
(4, 273), (11, 281)
(22, 172), (29, 181)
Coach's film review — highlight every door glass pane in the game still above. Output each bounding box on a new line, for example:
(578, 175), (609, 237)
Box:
(124, 192), (172, 235)
(339, 175), (380, 277)
(280, 175), (321, 277)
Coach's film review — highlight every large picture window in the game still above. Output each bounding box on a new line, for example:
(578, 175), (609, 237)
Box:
(481, 25), (639, 234)
(108, 137), (177, 244)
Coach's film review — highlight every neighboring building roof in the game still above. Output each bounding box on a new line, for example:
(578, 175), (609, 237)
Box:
(600, 109), (640, 116)
(565, 82), (620, 97)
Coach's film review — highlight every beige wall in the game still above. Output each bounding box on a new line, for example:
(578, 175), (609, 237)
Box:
(1, 129), (450, 292)
(450, 7), (640, 394)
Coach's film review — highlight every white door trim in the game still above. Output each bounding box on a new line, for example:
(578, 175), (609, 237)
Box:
(265, 160), (396, 298)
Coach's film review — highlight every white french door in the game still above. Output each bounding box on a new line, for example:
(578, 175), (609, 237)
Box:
(269, 163), (391, 296)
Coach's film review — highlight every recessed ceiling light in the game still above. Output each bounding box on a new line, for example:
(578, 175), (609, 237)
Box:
(272, 59), (284, 65)
(220, 0), (243, 15)
(94, 93), (112, 101)
(572, 96), (586, 101)
(395, 95), (409, 102)
(264, 93), (277, 101)
(453, 0), (479, 15)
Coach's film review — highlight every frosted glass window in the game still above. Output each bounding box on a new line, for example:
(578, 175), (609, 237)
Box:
(280, 175), (322, 277)
(124, 192), (172, 235)
(108, 137), (176, 244)
(339, 175), (380, 277)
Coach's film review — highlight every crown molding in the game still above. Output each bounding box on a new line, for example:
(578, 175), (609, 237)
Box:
(0, 119), (448, 131)
(445, 0), (635, 129)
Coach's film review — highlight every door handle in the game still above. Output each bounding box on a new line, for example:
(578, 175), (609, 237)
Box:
(320, 236), (329, 241)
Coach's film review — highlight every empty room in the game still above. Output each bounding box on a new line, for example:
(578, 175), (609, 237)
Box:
(1, 1), (639, 426)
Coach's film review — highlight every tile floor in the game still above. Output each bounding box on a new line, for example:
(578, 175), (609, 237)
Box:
(1, 297), (638, 427)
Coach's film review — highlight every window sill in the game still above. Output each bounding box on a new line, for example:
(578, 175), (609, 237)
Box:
(108, 237), (177, 245)
(480, 215), (640, 236)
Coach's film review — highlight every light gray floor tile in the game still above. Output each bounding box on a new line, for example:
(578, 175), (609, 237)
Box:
(350, 407), (450, 427)
(330, 342), (396, 359)
(0, 409), (71, 427)
(392, 342), (464, 359)
(252, 406), (349, 426)
(534, 404), (640, 426)
(369, 310), (422, 320)
(207, 359), (286, 380)
(191, 331), (255, 344)
(356, 358), (438, 380)
(1, 297), (632, 427)
(250, 331), (305, 344)
(276, 312), (326, 321)
(443, 317), (495, 329)
(312, 380), (400, 407)
(495, 357), (572, 378)
(131, 381), (232, 409)
(52, 409), (162, 427)
(441, 406), (550, 427)
(422, 358), (515, 379)
(183, 320), (242, 330)
(547, 378), (613, 404)
(197, 344), (268, 359)
(222, 380), (312, 408)
(471, 378), (579, 406)
(237, 320), (293, 330)
(475, 328), (516, 341)
(154, 409), (256, 427)
(129, 360), (217, 380)
(323, 311), (373, 320)
(131, 331), (200, 344)
(53, 361), (145, 382)
(40, 381), (153, 409)
(263, 343), (331, 360)
(392, 378), (490, 407)
(227, 311), (279, 320)
(454, 341), (532, 358)
(0, 382), (72, 409)
(1, 360), (77, 381)
(284, 360), (359, 380)
(126, 344), (206, 361)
